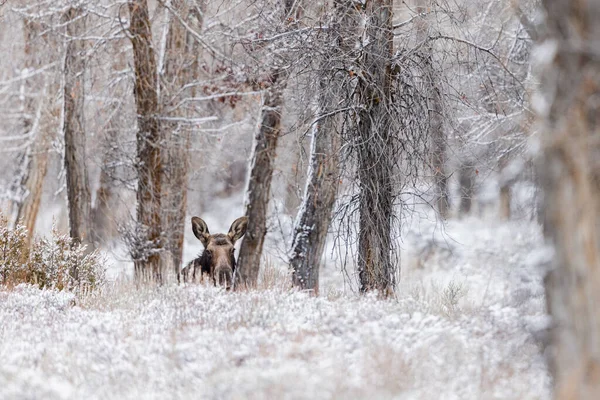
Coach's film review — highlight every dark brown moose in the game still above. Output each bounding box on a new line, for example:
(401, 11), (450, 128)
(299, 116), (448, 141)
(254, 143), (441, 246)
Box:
(182, 216), (248, 289)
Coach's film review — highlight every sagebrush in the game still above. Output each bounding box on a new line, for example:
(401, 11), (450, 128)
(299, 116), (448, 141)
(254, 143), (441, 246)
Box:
(0, 214), (105, 291)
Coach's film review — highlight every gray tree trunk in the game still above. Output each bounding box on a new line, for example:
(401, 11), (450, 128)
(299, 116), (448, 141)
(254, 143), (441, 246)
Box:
(288, 0), (358, 294)
(128, 0), (163, 282)
(499, 185), (511, 219)
(537, 1), (600, 398)
(458, 161), (475, 215)
(92, 162), (115, 243)
(235, 72), (286, 288)
(11, 19), (51, 250)
(498, 154), (512, 220)
(283, 144), (306, 215)
(161, 0), (205, 282)
(235, 1), (300, 289)
(63, 7), (93, 252)
(91, 42), (126, 245)
(356, 0), (395, 295)
(415, 0), (449, 219)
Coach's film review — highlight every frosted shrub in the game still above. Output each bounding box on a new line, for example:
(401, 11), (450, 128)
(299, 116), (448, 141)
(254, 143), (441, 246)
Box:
(0, 215), (105, 292)
(0, 218), (29, 283)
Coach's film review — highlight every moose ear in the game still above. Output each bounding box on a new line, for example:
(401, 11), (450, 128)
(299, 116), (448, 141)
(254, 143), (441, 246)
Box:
(191, 216), (210, 247)
(228, 216), (248, 243)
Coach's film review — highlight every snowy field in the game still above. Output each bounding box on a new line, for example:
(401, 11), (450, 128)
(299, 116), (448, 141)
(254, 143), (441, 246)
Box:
(0, 215), (551, 400)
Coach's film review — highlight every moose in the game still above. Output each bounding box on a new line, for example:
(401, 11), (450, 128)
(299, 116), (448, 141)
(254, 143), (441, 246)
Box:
(181, 216), (248, 288)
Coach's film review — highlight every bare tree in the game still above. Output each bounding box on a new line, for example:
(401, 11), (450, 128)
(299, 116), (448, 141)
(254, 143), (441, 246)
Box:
(355, 0), (395, 294)
(235, 1), (301, 289)
(415, 0), (449, 218)
(536, 0), (600, 398)
(235, 74), (285, 288)
(414, 1), (534, 220)
(160, 0), (205, 282)
(11, 18), (52, 250)
(91, 40), (128, 245)
(128, 0), (163, 282)
(458, 160), (475, 216)
(498, 153), (512, 219)
(62, 6), (93, 250)
(288, 0), (358, 294)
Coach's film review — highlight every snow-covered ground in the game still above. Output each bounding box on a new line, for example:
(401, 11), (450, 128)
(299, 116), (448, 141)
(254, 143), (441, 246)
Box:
(0, 215), (551, 400)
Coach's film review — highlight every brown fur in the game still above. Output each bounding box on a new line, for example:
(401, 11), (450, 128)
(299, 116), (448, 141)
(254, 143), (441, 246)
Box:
(181, 216), (248, 289)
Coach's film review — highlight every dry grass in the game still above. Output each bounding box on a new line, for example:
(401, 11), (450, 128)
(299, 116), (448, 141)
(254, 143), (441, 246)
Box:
(256, 256), (292, 291)
(0, 214), (105, 292)
(0, 216), (552, 399)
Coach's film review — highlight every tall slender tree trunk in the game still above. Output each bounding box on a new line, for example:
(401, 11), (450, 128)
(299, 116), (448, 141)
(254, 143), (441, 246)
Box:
(356, 0), (395, 294)
(11, 19), (51, 249)
(92, 161), (115, 243)
(537, 1), (600, 398)
(498, 154), (512, 220)
(91, 42), (128, 244)
(458, 160), (475, 216)
(415, 0), (449, 219)
(289, 0), (358, 294)
(235, 2), (300, 289)
(128, 0), (163, 282)
(283, 142), (307, 215)
(14, 146), (50, 249)
(499, 185), (511, 219)
(235, 73), (285, 288)
(62, 7), (93, 252)
(161, 0), (205, 282)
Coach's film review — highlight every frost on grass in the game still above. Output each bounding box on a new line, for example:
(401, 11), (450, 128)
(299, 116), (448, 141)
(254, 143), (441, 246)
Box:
(0, 215), (105, 292)
(0, 218), (550, 399)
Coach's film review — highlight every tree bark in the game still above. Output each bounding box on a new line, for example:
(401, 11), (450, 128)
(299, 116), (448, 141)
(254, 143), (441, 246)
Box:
(235, 1), (300, 289)
(91, 162), (115, 243)
(356, 0), (395, 294)
(128, 0), (163, 282)
(161, 0), (205, 283)
(499, 185), (511, 219)
(415, 0), (450, 219)
(235, 72), (285, 289)
(537, 1), (600, 398)
(288, 0), (358, 294)
(62, 7), (93, 251)
(91, 42), (126, 245)
(458, 161), (475, 215)
(11, 19), (51, 250)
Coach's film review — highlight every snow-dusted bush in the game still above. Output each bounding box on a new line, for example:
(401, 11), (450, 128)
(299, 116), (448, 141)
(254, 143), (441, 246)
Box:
(0, 215), (105, 292)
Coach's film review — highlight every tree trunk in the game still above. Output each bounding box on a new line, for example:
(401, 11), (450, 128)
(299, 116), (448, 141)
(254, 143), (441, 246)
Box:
(63, 7), (93, 253)
(537, 1), (600, 398)
(498, 153), (513, 220)
(14, 146), (50, 249)
(499, 184), (511, 220)
(458, 161), (475, 215)
(161, 0), (205, 283)
(289, 99), (340, 294)
(235, 73), (285, 288)
(289, 0), (358, 294)
(235, 1), (300, 289)
(128, 0), (163, 282)
(91, 42), (126, 245)
(11, 19), (51, 250)
(91, 163), (115, 243)
(283, 145), (305, 215)
(415, 0), (450, 219)
(356, 0), (395, 294)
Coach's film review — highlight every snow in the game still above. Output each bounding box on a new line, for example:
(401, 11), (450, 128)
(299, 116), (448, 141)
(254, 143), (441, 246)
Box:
(0, 214), (551, 399)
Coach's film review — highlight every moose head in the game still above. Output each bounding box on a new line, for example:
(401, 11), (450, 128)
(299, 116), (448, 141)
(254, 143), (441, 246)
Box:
(182, 216), (248, 289)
